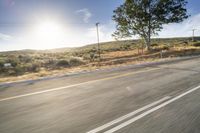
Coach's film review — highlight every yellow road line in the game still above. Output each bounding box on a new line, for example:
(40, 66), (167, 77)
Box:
(0, 67), (160, 102)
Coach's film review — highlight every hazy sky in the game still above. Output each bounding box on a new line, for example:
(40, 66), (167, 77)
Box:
(0, 0), (200, 51)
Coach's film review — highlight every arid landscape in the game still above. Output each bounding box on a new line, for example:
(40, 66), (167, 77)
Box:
(1, 37), (200, 83)
(2, 1), (200, 133)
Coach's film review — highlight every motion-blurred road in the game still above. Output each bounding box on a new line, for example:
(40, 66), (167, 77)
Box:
(1, 57), (200, 133)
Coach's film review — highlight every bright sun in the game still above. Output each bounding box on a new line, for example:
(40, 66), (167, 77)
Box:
(29, 20), (66, 49)
(36, 21), (61, 37)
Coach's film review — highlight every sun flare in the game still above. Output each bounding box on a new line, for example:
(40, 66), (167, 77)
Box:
(28, 19), (67, 49)
(36, 21), (61, 37)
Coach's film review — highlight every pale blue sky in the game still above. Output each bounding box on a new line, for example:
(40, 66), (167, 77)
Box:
(0, 0), (200, 51)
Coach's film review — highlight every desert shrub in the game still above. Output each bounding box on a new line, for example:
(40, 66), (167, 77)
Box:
(30, 64), (40, 72)
(72, 51), (84, 57)
(81, 48), (99, 61)
(0, 61), (4, 68)
(56, 60), (70, 67)
(45, 59), (57, 66)
(120, 44), (132, 50)
(162, 45), (170, 50)
(11, 61), (18, 67)
(24, 63), (40, 72)
(89, 48), (98, 61)
(193, 42), (200, 47)
(89, 52), (95, 61)
(151, 43), (159, 47)
(69, 57), (85, 66)
(6, 59), (19, 67)
(105, 47), (121, 52)
(151, 45), (170, 52)
(182, 41), (188, 45)
(12, 66), (25, 76)
(18, 55), (32, 63)
(82, 54), (91, 60)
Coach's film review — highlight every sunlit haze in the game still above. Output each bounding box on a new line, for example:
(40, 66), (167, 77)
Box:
(0, 0), (200, 51)
(24, 19), (67, 49)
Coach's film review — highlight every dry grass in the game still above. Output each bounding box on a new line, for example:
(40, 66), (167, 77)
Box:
(0, 54), (176, 83)
(1, 40), (200, 83)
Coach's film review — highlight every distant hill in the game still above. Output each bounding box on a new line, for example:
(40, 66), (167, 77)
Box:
(1, 36), (200, 82)
(1, 36), (200, 54)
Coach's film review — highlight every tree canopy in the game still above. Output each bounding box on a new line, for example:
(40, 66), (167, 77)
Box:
(113, 0), (189, 50)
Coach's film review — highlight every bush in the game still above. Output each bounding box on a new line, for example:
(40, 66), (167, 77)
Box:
(88, 48), (98, 61)
(6, 59), (19, 67)
(193, 42), (200, 47)
(89, 52), (95, 61)
(120, 44), (131, 50)
(182, 41), (188, 45)
(151, 43), (159, 47)
(105, 47), (121, 52)
(18, 55), (32, 63)
(82, 54), (91, 61)
(69, 57), (85, 66)
(56, 60), (70, 67)
(12, 66), (25, 76)
(25, 63), (40, 72)
(162, 46), (170, 50)
(45, 59), (57, 68)
(0, 61), (4, 68)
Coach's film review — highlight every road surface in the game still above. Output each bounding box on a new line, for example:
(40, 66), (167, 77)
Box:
(1, 57), (200, 133)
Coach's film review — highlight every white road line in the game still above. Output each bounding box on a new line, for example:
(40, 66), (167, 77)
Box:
(105, 85), (200, 133)
(0, 68), (160, 102)
(87, 96), (170, 133)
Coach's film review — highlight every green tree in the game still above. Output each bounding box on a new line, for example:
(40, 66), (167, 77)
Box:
(113, 0), (189, 50)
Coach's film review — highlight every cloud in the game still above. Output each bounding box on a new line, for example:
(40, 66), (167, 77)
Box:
(76, 8), (92, 23)
(0, 33), (12, 41)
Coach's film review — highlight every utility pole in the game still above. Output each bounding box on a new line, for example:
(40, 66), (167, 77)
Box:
(192, 29), (196, 42)
(96, 22), (101, 62)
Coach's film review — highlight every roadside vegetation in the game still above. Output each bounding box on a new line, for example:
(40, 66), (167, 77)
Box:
(1, 37), (200, 83)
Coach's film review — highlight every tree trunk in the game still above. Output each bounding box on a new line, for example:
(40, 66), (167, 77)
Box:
(147, 4), (151, 51)
(143, 24), (151, 51)
(144, 37), (151, 51)
(147, 21), (151, 51)
(147, 32), (151, 51)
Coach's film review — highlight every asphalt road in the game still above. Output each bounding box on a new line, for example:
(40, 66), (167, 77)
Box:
(1, 57), (200, 133)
